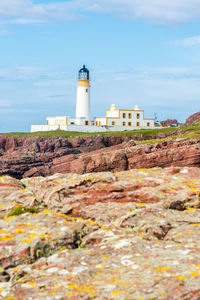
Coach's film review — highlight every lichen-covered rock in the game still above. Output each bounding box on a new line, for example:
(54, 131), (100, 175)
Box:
(3, 220), (200, 299)
(20, 166), (200, 218)
(0, 176), (38, 218)
(0, 167), (200, 299)
(0, 211), (99, 270)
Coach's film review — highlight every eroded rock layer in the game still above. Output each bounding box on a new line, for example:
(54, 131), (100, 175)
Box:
(0, 166), (200, 299)
(0, 135), (199, 178)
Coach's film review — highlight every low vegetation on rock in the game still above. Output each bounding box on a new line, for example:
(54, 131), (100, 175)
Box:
(8, 205), (39, 217)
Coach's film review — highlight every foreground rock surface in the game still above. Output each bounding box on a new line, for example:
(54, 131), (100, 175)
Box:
(0, 166), (200, 299)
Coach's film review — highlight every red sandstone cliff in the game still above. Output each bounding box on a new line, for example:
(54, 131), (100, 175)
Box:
(0, 134), (199, 178)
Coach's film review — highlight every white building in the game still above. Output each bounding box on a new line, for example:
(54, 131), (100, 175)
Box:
(94, 104), (154, 128)
(31, 65), (155, 133)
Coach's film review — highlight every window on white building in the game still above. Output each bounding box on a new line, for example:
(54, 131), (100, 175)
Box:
(128, 113), (132, 119)
(137, 122), (140, 126)
(147, 122), (150, 127)
(136, 113), (140, 119)
(122, 113), (126, 118)
(128, 122), (132, 126)
(122, 122), (126, 126)
(111, 121), (115, 126)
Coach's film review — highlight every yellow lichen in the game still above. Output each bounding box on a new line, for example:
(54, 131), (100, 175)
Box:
(156, 267), (170, 272)
(26, 281), (36, 287)
(112, 291), (124, 297)
(175, 276), (185, 281)
(15, 229), (25, 234)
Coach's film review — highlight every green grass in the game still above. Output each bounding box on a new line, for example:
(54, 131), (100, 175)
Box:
(1, 122), (199, 141)
(1, 130), (93, 138)
(1, 126), (178, 139)
(8, 205), (39, 217)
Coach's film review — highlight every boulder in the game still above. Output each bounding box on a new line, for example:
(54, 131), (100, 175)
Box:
(160, 119), (178, 127)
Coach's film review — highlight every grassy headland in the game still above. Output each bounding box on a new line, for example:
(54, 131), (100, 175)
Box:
(1, 122), (199, 143)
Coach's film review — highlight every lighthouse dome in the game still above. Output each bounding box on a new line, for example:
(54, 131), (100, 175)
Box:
(78, 65), (89, 80)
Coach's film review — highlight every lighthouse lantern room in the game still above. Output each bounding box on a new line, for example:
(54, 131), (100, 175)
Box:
(75, 65), (90, 122)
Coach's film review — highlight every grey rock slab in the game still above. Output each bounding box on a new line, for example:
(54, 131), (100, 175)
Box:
(0, 211), (99, 270)
(3, 227), (200, 299)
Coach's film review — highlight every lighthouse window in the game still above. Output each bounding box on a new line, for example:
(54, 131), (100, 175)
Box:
(86, 89), (88, 93)
(122, 113), (126, 118)
(136, 113), (140, 119)
(128, 113), (132, 119)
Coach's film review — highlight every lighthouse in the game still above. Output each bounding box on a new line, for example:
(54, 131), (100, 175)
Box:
(76, 65), (90, 121)
(31, 64), (156, 133)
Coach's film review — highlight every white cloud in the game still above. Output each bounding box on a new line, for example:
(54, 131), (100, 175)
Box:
(173, 36), (200, 47)
(0, 0), (200, 26)
(0, 0), (81, 26)
(82, 0), (200, 24)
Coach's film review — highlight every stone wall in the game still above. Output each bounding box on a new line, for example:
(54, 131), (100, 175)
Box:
(31, 124), (156, 133)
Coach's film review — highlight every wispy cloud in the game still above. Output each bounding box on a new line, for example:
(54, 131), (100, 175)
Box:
(1, 0), (200, 27)
(0, 66), (47, 80)
(172, 36), (200, 47)
(0, 99), (11, 107)
(0, 0), (82, 27)
(95, 66), (200, 82)
(0, 28), (10, 35)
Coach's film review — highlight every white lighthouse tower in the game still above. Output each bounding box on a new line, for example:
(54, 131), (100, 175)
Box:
(76, 65), (90, 123)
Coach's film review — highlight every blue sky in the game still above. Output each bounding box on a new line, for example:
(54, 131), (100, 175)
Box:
(0, 0), (200, 132)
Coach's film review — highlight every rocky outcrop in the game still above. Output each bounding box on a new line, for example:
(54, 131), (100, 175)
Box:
(1, 167), (200, 299)
(0, 135), (123, 155)
(160, 119), (178, 127)
(0, 135), (199, 179)
(186, 112), (200, 126)
(49, 139), (200, 176)
(0, 135), (123, 178)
